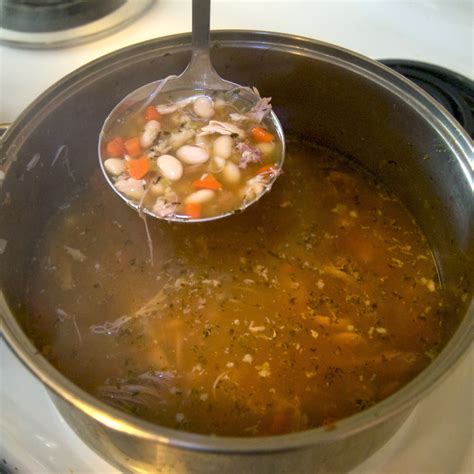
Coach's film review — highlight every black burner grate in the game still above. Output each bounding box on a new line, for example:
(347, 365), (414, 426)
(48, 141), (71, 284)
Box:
(380, 60), (474, 139)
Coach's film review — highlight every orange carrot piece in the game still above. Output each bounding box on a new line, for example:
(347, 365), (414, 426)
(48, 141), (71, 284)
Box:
(127, 156), (150, 179)
(251, 127), (274, 143)
(106, 137), (125, 157)
(144, 105), (160, 121)
(184, 202), (202, 219)
(192, 174), (222, 191)
(268, 413), (291, 435)
(257, 164), (276, 174)
(124, 137), (142, 158)
(280, 262), (297, 274)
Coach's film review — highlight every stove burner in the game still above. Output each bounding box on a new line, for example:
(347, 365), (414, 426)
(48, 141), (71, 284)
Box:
(380, 60), (474, 139)
(1, 0), (125, 33)
(0, 0), (153, 48)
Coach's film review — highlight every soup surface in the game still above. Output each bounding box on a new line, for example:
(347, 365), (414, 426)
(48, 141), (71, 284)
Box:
(25, 140), (453, 436)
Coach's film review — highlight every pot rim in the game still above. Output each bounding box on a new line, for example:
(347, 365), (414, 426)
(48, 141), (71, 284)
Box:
(1, 30), (473, 454)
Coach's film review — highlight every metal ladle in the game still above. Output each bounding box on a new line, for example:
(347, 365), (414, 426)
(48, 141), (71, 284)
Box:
(99, 0), (285, 222)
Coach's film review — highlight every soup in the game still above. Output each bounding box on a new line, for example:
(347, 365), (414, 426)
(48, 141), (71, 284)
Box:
(23, 140), (454, 437)
(101, 90), (282, 221)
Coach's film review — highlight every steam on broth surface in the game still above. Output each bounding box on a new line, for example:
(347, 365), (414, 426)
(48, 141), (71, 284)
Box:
(24, 140), (454, 436)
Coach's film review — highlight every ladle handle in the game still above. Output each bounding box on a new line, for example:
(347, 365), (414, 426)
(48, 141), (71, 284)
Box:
(192, 0), (211, 51)
(181, 0), (222, 89)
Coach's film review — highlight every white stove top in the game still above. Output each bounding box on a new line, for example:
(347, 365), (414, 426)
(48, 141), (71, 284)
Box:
(1, 1), (473, 472)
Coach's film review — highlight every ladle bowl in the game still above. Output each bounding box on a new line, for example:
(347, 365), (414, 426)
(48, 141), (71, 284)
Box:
(98, 0), (285, 222)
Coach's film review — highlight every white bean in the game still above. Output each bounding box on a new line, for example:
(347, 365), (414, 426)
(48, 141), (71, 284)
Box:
(195, 134), (211, 152)
(115, 178), (144, 201)
(176, 145), (210, 165)
(222, 161), (241, 184)
(157, 154), (183, 181)
(104, 158), (126, 176)
(214, 97), (226, 110)
(256, 141), (276, 156)
(140, 120), (161, 148)
(169, 129), (195, 149)
(193, 96), (214, 119)
(213, 135), (233, 159)
(185, 189), (215, 204)
(209, 156), (226, 173)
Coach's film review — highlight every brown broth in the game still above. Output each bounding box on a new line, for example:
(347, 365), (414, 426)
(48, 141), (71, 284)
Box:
(24, 140), (454, 436)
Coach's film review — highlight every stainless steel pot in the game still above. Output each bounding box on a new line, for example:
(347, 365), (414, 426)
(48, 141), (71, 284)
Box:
(0, 31), (472, 474)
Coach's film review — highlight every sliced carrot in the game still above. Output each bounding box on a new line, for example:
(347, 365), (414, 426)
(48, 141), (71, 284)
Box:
(251, 127), (274, 143)
(192, 174), (222, 191)
(184, 202), (202, 219)
(144, 105), (160, 121)
(124, 137), (142, 158)
(268, 412), (292, 435)
(280, 262), (297, 274)
(127, 156), (150, 179)
(106, 137), (125, 157)
(257, 164), (276, 174)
